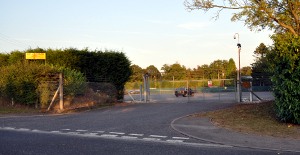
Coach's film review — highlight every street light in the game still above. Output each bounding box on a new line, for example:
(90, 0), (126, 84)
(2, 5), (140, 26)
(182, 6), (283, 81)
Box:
(234, 33), (242, 102)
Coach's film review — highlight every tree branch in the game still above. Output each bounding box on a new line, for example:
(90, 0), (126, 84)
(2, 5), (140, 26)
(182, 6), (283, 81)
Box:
(288, 1), (300, 34)
(268, 11), (298, 36)
(184, 0), (251, 11)
(259, 1), (298, 36)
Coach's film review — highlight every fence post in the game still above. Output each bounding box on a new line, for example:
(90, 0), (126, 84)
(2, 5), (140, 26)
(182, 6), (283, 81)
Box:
(250, 81), (253, 102)
(218, 86), (221, 101)
(59, 73), (64, 110)
(143, 73), (149, 103)
(140, 84), (143, 102)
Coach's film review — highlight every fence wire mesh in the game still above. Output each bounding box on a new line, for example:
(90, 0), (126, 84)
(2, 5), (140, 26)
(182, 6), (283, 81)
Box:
(125, 78), (275, 103)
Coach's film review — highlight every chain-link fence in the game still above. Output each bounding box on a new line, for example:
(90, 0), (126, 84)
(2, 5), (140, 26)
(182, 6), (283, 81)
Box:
(124, 78), (275, 103)
(125, 79), (239, 103)
(39, 82), (117, 110)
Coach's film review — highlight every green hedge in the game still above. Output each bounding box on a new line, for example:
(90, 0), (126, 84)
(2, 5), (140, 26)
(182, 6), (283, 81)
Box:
(272, 34), (300, 124)
(0, 62), (86, 107)
(0, 48), (132, 100)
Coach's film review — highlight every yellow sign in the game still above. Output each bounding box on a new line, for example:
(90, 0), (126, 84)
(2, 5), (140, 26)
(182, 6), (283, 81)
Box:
(26, 53), (46, 60)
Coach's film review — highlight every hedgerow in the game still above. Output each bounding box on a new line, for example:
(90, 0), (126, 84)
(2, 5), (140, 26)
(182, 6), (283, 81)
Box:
(0, 62), (86, 106)
(272, 34), (300, 124)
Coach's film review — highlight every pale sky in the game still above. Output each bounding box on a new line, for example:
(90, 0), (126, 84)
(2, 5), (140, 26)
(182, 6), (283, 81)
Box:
(0, 0), (273, 70)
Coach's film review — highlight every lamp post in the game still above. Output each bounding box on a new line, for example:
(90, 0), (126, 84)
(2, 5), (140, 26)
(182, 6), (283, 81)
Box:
(234, 33), (242, 102)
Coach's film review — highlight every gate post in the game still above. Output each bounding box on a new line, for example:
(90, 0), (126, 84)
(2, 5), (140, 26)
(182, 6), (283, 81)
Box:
(143, 73), (150, 103)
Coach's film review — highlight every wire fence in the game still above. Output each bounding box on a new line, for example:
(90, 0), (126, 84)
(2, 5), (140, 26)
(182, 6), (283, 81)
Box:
(124, 79), (274, 103)
(37, 82), (117, 110)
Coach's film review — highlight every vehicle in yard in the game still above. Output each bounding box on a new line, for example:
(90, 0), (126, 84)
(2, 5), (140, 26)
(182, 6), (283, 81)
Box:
(175, 87), (194, 97)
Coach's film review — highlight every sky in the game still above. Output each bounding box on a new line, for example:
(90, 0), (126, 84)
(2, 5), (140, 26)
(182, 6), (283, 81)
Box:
(0, 0), (273, 70)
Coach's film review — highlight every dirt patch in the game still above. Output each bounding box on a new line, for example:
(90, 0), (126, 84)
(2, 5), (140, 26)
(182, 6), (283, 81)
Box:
(194, 101), (300, 139)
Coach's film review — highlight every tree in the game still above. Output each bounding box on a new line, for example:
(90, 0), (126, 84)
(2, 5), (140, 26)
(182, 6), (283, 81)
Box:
(146, 65), (161, 88)
(189, 59), (235, 79)
(241, 66), (252, 76)
(226, 58), (236, 79)
(161, 62), (186, 80)
(129, 64), (144, 82)
(184, 0), (300, 36)
(185, 0), (300, 123)
(209, 60), (229, 79)
(146, 65), (161, 80)
(193, 65), (205, 79)
(197, 64), (210, 79)
(251, 43), (273, 86)
(254, 43), (269, 59)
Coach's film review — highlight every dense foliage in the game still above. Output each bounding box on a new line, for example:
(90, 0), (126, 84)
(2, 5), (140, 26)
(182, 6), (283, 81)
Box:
(46, 48), (131, 99)
(0, 48), (131, 106)
(251, 43), (273, 86)
(126, 60), (240, 91)
(129, 59), (239, 83)
(271, 34), (300, 124)
(0, 62), (86, 106)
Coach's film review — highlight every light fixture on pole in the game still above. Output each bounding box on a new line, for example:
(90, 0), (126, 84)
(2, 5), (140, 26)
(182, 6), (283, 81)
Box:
(234, 33), (242, 102)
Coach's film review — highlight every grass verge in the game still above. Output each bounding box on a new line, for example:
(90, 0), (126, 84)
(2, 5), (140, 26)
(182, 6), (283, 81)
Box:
(0, 105), (40, 115)
(195, 101), (300, 139)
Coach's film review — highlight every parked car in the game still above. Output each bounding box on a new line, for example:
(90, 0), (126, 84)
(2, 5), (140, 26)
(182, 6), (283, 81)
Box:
(175, 87), (194, 97)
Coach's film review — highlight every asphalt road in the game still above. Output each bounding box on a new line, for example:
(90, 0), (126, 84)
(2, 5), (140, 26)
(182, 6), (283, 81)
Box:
(0, 100), (291, 155)
(0, 130), (285, 155)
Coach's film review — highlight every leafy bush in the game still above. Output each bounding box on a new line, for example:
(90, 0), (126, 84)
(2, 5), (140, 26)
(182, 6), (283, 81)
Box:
(0, 62), (87, 107)
(0, 62), (56, 105)
(271, 34), (300, 124)
(60, 67), (87, 96)
(46, 49), (131, 100)
(37, 82), (53, 108)
(1, 48), (131, 104)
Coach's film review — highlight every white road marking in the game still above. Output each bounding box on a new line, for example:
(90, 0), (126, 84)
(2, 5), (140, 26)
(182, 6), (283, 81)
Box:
(100, 134), (119, 138)
(129, 133), (144, 137)
(143, 137), (161, 141)
(19, 128), (30, 131)
(166, 139), (184, 143)
(61, 129), (71, 131)
(76, 129), (87, 132)
(67, 132), (79, 134)
(149, 135), (167, 138)
(109, 132), (125, 135)
(0, 127), (233, 148)
(121, 136), (138, 139)
(172, 137), (189, 140)
(96, 131), (105, 133)
(3, 127), (15, 130)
